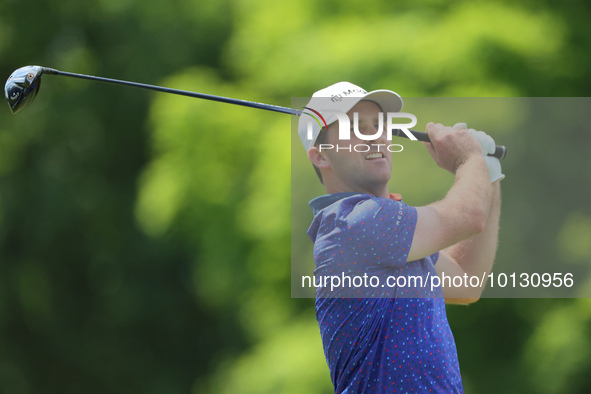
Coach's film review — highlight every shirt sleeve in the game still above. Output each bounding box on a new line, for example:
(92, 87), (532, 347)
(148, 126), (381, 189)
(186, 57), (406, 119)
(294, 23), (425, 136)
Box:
(339, 196), (417, 268)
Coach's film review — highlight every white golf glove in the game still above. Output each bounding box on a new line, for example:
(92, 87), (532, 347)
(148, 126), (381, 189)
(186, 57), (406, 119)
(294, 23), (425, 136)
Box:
(454, 123), (505, 183)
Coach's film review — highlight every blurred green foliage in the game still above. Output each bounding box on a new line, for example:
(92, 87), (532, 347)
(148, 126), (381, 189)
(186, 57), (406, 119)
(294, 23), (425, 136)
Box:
(1, 0), (591, 393)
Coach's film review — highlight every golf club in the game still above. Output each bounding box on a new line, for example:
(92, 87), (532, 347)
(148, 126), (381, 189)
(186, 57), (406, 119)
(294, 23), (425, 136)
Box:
(5, 65), (507, 159)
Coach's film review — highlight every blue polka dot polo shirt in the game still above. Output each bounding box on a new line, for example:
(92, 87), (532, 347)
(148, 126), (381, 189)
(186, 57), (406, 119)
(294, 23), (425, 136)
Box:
(308, 192), (463, 393)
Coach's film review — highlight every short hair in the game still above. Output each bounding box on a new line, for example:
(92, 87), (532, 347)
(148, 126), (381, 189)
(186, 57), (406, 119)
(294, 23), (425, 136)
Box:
(312, 127), (328, 184)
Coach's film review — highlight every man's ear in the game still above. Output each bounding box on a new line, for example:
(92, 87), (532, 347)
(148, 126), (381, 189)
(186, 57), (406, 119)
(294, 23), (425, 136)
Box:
(308, 146), (331, 169)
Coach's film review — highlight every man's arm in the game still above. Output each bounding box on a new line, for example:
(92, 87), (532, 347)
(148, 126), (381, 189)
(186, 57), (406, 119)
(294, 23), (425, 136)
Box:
(406, 123), (494, 262)
(436, 182), (501, 303)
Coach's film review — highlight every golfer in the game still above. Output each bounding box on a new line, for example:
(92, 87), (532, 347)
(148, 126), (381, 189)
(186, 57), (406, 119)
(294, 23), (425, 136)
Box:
(299, 82), (503, 393)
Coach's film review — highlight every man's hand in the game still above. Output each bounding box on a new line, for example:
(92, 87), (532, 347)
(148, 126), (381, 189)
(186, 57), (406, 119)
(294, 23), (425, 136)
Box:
(423, 122), (484, 174)
(467, 127), (505, 183)
(454, 122), (505, 183)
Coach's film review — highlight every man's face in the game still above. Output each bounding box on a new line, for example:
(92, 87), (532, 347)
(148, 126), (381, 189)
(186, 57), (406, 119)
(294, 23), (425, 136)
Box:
(321, 100), (392, 195)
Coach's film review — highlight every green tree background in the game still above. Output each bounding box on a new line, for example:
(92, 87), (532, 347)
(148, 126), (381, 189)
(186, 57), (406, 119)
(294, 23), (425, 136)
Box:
(1, 0), (590, 393)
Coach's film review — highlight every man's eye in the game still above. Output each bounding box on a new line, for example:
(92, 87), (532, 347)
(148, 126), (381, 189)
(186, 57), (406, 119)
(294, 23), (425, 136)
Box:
(351, 126), (380, 134)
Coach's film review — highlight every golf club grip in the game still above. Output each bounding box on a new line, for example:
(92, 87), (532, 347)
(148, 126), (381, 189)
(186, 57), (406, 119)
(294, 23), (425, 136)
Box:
(396, 129), (507, 160)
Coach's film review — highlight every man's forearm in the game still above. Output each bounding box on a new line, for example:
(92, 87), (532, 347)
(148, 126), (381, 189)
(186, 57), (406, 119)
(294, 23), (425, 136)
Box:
(433, 153), (493, 239)
(444, 182), (501, 281)
(408, 154), (494, 262)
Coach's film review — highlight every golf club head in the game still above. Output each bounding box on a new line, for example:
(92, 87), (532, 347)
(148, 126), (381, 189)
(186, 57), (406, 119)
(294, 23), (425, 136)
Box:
(5, 65), (46, 115)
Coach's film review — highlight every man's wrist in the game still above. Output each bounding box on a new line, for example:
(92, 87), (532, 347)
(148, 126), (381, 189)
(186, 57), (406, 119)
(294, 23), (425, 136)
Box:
(454, 152), (487, 176)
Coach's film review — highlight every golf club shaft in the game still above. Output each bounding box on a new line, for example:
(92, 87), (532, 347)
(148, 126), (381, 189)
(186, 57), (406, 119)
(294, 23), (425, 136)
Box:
(44, 68), (299, 115)
(43, 68), (506, 159)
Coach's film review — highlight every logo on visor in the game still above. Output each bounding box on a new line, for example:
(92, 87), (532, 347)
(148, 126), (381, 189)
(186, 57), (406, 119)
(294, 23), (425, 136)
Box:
(302, 107), (329, 139)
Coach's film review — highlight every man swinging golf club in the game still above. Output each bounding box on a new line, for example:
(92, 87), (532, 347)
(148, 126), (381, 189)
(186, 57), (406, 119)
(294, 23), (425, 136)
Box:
(5, 64), (506, 392)
(300, 82), (503, 393)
